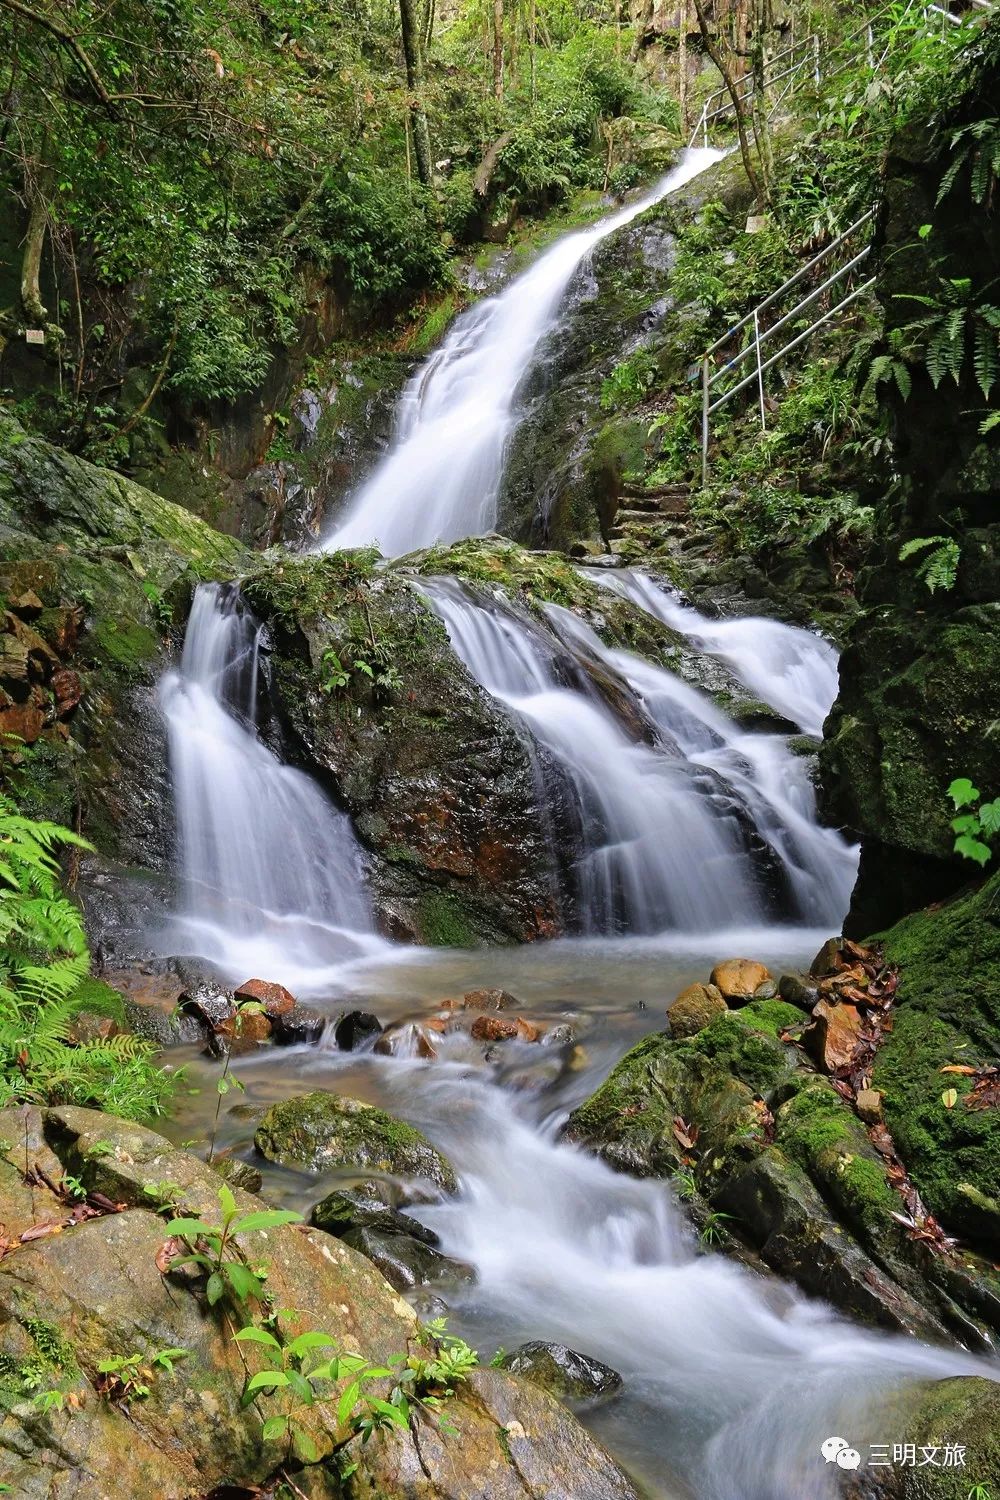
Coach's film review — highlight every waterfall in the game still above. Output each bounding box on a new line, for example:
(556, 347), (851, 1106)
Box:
(159, 583), (380, 987)
(594, 569), (841, 739)
(323, 147), (722, 559)
(419, 575), (856, 934)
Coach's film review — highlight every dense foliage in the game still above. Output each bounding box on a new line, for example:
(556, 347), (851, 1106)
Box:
(0, 0), (675, 458)
(0, 795), (173, 1116)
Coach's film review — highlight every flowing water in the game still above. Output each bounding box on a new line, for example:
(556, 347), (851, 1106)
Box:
(158, 582), (385, 988)
(419, 574), (857, 933)
(159, 156), (998, 1499)
(322, 148), (722, 558)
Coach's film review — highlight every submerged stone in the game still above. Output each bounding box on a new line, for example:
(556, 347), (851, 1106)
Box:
(499, 1341), (623, 1404)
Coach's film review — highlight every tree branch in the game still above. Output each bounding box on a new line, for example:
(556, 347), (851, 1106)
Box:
(0, 0), (117, 114)
(692, 0), (762, 204)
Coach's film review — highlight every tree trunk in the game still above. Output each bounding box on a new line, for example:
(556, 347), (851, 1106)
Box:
(692, 0), (764, 203)
(493, 0), (504, 98)
(399, 0), (434, 188)
(629, 0), (654, 63)
(20, 177), (48, 324)
(679, 0), (689, 132)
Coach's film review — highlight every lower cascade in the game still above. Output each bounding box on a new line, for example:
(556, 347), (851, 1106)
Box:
(159, 582), (379, 984)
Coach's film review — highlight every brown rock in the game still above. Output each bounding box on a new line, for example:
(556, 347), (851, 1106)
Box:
(51, 666), (82, 715)
(515, 1017), (541, 1043)
(471, 1014), (519, 1042)
(709, 958), (772, 1005)
(0, 633), (30, 683)
(803, 999), (863, 1074)
(810, 937), (843, 979)
(234, 977), (296, 1016)
(216, 1010), (272, 1046)
(7, 614), (58, 676)
(0, 700), (45, 744)
(67, 1011), (120, 1045)
(39, 604), (84, 655)
(856, 1088), (883, 1125)
(463, 987), (518, 1011)
(668, 982), (727, 1038)
(9, 589), (43, 617)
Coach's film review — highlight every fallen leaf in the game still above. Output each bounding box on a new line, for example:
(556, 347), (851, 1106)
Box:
(942, 1088), (958, 1109)
(156, 1236), (182, 1275)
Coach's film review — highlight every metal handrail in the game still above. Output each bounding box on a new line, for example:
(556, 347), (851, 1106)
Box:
(703, 210), (875, 360)
(698, 211), (877, 484)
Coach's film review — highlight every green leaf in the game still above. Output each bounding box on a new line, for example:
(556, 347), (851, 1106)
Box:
(286, 1331), (337, 1359)
(338, 1378), (362, 1427)
(948, 777), (980, 810)
(955, 833), (993, 866)
(261, 1415), (288, 1441)
(287, 1368), (314, 1405)
(163, 1217), (218, 1238)
(223, 1261), (261, 1302)
(978, 800), (1000, 836)
(206, 1271), (226, 1306)
(942, 1088), (958, 1108)
(217, 1183), (238, 1222)
(231, 1209), (303, 1234)
(951, 814), (980, 834)
(246, 1370), (290, 1394)
(233, 1326), (281, 1348)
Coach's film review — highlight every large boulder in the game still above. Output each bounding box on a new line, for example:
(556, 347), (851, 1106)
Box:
(0, 1105), (641, 1500)
(254, 1090), (458, 1192)
(563, 998), (1000, 1344)
(241, 551), (564, 945)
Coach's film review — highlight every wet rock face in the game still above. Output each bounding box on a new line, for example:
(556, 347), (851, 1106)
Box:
(0, 412), (249, 959)
(0, 1105), (641, 1500)
(242, 554), (565, 946)
(497, 152), (754, 551)
(821, 55), (1000, 932)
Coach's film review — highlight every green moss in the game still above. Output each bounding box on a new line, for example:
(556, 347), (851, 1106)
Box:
(871, 872), (1000, 1243)
(254, 1091), (457, 1189)
(685, 1008), (795, 1097)
(70, 978), (127, 1027)
(91, 617), (161, 672)
(777, 1078), (899, 1242)
(416, 889), (478, 948)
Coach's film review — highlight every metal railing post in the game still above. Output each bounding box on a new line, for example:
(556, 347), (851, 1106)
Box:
(701, 357), (710, 489)
(753, 309), (766, 430)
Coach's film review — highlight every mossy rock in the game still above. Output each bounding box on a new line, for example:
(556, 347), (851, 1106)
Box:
(872, 873), (1000, 1250)
(0, 1105), (639, 1500)
(254, 1091), (458, 1191)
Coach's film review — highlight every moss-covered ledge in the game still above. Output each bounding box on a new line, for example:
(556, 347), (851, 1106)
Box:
(874, 871), (1000, 1249)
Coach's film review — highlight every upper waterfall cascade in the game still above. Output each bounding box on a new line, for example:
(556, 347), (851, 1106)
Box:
(323, 148), (722, 559)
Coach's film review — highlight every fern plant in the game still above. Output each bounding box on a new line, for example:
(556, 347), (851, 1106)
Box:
(0, 795), (173, 1118)
(937, 117), (1000, 208)
(898, 535), (961, 594)
(899, 277), (1000, 400)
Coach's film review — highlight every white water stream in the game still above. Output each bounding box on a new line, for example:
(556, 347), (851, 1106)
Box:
(323, 148), (722, 558)
(160, 150), (999, 1500)
(159, 583), (385, 988)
